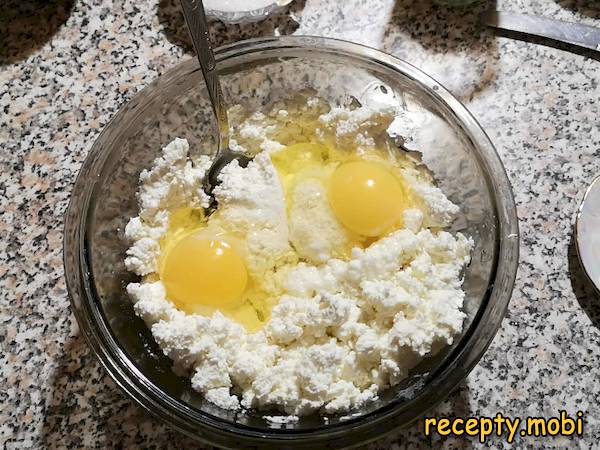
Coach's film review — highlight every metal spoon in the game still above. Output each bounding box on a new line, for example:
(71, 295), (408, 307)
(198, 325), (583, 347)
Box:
(179, 0), (251, 205)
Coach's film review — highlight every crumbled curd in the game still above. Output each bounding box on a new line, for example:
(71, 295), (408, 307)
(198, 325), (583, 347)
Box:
(125, 97), (473, 416)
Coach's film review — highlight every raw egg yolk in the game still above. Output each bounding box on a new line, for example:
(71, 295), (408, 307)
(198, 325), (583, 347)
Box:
(161, 234), (248, 311)
(328, 160), (407, 237)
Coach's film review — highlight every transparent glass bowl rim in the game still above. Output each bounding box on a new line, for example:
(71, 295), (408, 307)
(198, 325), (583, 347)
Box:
(63, 36), (519, 446)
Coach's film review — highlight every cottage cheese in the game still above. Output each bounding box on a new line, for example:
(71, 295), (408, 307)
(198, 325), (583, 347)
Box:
(125, 98), (473, 416)
(213, 151), (292, 276)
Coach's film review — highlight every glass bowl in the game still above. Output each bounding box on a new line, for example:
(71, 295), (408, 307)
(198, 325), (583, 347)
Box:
(64, 36), (519, 449)
(205, 0), (294, 24)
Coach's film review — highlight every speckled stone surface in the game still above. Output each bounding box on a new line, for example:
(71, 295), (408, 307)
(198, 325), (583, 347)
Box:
(1, 0), (600, 448)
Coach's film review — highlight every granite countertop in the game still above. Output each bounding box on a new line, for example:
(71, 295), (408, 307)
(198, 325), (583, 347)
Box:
(2, 0), (600, 448)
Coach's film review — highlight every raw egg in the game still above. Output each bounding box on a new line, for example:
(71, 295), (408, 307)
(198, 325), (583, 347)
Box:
(158, 208), (271, 331)
(328, 160), (407, 237)
(161, 233), (248, 312)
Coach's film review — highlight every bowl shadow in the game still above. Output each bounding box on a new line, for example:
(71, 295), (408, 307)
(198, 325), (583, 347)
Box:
(555, 0), (600, 19)
(567, 229), (600, 330)
(381, 0), (499, 102)
(0, 0), (75, 64)
(158, 0), (307, 52)
(40, 331), (199, 449)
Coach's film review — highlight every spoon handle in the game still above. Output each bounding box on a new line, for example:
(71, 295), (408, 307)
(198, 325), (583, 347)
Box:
(179, 0), (229, 150)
